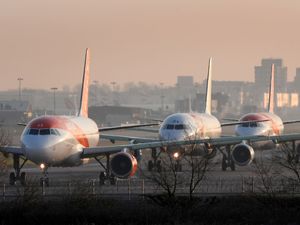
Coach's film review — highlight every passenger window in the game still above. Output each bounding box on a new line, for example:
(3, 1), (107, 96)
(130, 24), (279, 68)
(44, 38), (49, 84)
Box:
(250, 122), (257, 127)
(39, 129), (50, 135)
(29, 129), (39, 135)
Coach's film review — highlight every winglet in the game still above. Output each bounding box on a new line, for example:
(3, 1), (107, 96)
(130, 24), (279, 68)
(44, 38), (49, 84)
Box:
(268, 64), (275, 113)
(204, 57), (212, 114)
(78, 48), (90, 117)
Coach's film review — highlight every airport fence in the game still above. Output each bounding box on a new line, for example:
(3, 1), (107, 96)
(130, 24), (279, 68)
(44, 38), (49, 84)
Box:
(0, 176), (299, 201)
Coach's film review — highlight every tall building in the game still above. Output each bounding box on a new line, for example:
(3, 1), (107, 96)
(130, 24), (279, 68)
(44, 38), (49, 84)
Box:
(293, 68), (300, 93)
(255, 58), (287, 92)
(176, 76), (194, 99)
(254, 58), (287, 109)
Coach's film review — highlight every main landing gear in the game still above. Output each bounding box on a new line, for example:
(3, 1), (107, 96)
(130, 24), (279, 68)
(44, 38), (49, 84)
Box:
(220, 146), (235, 171)
(9, 155), (28, 186)
(94, 154), (116, 185)
(147, 148), (162, 172)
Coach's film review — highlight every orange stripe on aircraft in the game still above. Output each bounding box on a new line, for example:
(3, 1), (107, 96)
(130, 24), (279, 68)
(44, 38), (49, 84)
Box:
(29, 116), (90, 147)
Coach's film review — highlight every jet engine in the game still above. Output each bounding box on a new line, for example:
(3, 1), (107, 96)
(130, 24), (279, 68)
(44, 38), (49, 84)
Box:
(232, 143), (255, 166)
(111, 152), (138, 179)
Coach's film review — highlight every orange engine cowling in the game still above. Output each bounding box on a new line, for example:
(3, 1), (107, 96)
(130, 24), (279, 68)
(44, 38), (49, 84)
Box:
(110, 152), (138, 179)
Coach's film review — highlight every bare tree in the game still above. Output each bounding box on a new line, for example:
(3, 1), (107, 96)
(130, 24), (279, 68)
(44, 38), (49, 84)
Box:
(275, 143), (300, 192)
(0, 128), (12, 179)
(146, 153), (181, 198)
(251, 154), (280, 197)
(183, 151), (212, 200)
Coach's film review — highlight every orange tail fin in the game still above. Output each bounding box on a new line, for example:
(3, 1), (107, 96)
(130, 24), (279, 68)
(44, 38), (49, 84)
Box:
(268, 64), (275, 113)
(78, 48), (90, 117)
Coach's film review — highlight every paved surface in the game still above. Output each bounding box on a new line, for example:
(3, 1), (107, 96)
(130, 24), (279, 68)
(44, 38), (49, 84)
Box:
(0, 125), (299, 198)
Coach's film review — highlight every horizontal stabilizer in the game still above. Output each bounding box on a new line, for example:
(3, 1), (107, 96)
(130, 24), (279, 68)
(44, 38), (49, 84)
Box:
(283, 120), (300, 125)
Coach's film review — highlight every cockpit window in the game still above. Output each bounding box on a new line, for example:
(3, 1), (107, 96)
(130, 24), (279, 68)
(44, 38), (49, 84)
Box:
(175, 124), (186, 130)
(27, 128), (60, 136)
(163, 124), (174, 129)
(29, 129), (39, 135)
(163, 124), (191, 130)
(50, 129), (60, 136)
(39, 129), (50, 135)
(240, 122), (259, 128)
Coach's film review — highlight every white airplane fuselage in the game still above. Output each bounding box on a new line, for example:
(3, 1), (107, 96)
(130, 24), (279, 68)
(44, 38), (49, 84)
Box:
(21, 115), (99, 167)
(159, 112), (221, 155)
(235, 112), (283, 149)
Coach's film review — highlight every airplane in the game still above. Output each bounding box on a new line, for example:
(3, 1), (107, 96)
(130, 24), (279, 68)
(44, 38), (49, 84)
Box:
(221, 64), (300, 170)
(0, 48), (159, 186)
(3, 52), (299, 187)
(99, 58), (270, 172)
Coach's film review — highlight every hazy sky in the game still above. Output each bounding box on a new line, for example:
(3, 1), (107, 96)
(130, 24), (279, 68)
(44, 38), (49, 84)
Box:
(1, 0), (300, 90)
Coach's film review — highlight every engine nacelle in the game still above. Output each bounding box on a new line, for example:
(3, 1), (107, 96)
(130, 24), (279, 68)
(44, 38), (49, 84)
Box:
(232, 143), (255, 166)
(111, 152), (138, 179)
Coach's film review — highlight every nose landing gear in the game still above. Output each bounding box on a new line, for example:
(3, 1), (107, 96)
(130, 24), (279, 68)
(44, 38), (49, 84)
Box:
(39, 164), (49, 187)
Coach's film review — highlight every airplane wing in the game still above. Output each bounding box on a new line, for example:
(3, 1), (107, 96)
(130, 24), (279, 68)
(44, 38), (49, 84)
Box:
(17, 123), (27, 127)
(83, 133), (300, 158)
(0, 146), (25, 155)
(100, 134), (158, 143)
(221, 119), (270, 127)
(99, 123), (159, 132)
(283, 120), (300, 125)
(128, 127), (159, 133)
(222, 118), (239, 122)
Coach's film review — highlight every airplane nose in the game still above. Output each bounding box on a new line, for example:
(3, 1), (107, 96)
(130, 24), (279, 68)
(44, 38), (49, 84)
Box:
(159, 130), (187, 141)
(22, 136), (60, 165)
(235, 127), (268, 136)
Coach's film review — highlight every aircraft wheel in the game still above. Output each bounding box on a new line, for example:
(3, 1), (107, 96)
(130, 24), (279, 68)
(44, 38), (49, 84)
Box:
(9, 172), (16, 185)
(148, 160), (154, 171)
(175, 163), (182, 172)
(39, 178), (43, 187)
(221, 157), (227, 171)
(99, 172), (106, 185)
(156, 160), (162, 172)
(110, 175), (116, 185)
(230, 160), (235, 171)
(45, 178), (49, 187)
(40, 177), (49, 187)
(20, 172), (26, 186)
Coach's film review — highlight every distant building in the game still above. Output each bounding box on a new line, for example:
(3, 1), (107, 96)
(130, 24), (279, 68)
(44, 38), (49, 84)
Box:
(292, 68), (300, 93)
(0, 100), (30, 126)
(263, 92), (299, 109)
(255, 59), (287, 92)
(176, 76), (194, 99)
(254, 58), (288, 109)
(88, 105), (153, 126)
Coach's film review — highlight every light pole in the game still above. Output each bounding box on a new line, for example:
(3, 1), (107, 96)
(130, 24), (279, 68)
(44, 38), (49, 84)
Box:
(160, 82), (165, 114)
(51, 87), (58, 115)
(17, 77), (23, 101)
(110, 81), (117, 105)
